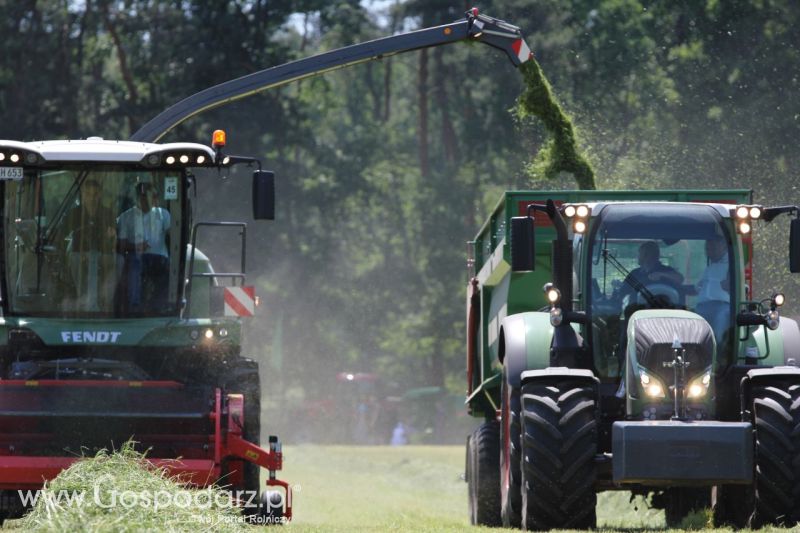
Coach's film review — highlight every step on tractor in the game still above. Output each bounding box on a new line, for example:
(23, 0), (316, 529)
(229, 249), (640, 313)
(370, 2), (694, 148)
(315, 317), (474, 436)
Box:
(465, 190), (800, 529)
(0, 134), (290, 522)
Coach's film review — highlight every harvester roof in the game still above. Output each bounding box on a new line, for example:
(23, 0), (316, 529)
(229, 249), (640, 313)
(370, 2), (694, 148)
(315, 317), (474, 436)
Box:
(0, 138), (215, 164)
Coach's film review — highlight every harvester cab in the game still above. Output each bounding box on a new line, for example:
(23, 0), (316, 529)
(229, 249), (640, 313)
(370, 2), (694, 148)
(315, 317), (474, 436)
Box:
(0, 135), (289, 522)
(465, 191), (800, 530)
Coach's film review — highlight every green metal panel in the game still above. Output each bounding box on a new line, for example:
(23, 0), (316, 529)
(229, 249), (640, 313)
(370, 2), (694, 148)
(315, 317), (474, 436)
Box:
(750, 325), (786, 366)
(522, 311), (556, 370)
(0, 316), (242, 347)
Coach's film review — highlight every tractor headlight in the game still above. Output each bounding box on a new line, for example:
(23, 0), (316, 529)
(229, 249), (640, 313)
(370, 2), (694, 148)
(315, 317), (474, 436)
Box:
(639, 368), (666, 398)
(687, 368), (712, 399)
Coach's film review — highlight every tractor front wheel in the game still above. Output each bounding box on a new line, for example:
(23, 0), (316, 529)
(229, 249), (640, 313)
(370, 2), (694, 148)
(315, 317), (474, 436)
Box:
(500, 370), (522, 528)
(520, 379), (597, 530)
(751, 382), (800, 528)
(467, 420), (501, 526)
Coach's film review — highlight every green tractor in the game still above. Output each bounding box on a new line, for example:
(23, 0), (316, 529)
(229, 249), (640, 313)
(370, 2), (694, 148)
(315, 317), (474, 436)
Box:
(465, 190), (800, 529)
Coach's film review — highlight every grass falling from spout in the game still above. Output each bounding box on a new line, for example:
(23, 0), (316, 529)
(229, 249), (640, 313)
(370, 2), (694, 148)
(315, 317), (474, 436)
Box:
(517, 58), (597, 190)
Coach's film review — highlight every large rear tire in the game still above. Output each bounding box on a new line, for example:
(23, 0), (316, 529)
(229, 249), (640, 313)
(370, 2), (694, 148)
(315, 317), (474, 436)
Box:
(520, 379), (597, 530)
(500, 370), (522, 527)
(221, 358), (262, 517)
(467, 420), (502, 526)
(751, 382), (800, 528)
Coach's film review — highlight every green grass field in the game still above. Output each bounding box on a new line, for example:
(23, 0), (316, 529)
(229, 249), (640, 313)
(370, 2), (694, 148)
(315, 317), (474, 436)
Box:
(9, 444), (798, 532)
(281, 445), (794, 533)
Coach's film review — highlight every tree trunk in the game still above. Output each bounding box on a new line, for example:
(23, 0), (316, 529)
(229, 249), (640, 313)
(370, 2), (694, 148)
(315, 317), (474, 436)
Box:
(102, 5), (139, 134)
(417, 49), (430, 179)
(434, 47), (458, 164)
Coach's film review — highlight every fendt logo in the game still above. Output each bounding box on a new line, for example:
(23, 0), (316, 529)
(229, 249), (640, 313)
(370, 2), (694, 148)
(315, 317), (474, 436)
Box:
(60, 331), (122, 343)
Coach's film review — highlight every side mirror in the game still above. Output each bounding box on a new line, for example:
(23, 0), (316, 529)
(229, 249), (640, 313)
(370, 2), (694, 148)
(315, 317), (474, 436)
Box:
(511, 216), (535, 272)
(791, 218), (800, 273)
(252, 170), (275, 220)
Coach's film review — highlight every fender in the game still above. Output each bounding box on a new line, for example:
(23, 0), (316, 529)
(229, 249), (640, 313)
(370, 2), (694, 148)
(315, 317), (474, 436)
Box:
(498, 312), (553, 389)
(520, 367), (598, 387)
(749, 318), (793, 366)
(778, 316), (800, 366)
(740, 365), (800, 419)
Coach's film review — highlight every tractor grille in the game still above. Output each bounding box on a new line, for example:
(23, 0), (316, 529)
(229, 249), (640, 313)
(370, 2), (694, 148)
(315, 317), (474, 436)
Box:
(632, 315), (714, 385)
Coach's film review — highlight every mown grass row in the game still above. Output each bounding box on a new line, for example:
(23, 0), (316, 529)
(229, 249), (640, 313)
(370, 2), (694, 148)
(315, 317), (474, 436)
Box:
(15, 443), (249, 532)
(11, 444), (800, 532)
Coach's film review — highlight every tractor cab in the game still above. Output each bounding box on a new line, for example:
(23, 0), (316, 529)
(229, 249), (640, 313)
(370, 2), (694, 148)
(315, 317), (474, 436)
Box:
(577, 202), (737, 380)
(0, 137), (273, 319)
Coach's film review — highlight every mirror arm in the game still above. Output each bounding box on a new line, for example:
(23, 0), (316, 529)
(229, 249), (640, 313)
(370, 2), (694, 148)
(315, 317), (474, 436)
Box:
(218, 154), (262, 170)
(761, 205), (798, 222)
(563, 310), (588, 325)
(736, 311), (765, 327)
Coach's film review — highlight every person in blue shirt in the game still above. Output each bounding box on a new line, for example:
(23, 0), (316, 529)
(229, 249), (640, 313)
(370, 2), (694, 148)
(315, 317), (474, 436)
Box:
(695, 236), (730, 343)
(116, 182), (171, 313)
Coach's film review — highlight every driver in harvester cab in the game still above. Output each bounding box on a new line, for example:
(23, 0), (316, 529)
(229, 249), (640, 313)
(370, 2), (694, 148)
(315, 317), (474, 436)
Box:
(613, 241), (684, 304)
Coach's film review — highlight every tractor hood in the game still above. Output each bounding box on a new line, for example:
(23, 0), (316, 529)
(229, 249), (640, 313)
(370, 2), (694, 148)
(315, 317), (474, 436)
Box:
(627, 310), (715, 386)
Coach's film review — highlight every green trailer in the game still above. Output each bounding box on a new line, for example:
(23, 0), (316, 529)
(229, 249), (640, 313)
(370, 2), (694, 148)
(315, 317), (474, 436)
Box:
(464, 190), (800, 530)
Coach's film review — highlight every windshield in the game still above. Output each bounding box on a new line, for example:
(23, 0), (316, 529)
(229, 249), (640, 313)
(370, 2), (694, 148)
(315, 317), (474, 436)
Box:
(587, 204), (733, 377)
(3, 166), (183, 317)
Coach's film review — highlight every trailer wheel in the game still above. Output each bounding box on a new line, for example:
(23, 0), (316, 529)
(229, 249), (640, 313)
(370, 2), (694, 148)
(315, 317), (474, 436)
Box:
(221, 358), (262, 515)
(751, 383), (800, 527)
(500, 371), (522, 527)
(468, 420), (501, 526)
(712, 484), (753, 528)
(520, 379), (597, 530)
(664, 487), (709, 528)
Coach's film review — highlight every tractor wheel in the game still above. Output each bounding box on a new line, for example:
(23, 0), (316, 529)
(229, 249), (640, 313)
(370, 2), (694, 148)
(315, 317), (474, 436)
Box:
(712, 484), (753, 528)
(221, 358), (262, 516)
(664, 487), (709, 528)
(751, 382), (800, 528)
(500, 370), (522, 527)
(468, 420), (502, 526)
(259, 490), (285, 525)
(520, 379), (597, 530)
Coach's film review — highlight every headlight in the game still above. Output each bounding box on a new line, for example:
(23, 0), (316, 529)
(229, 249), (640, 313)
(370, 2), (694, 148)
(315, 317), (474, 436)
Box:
(639, 368), (666, 398)
(687, 368), (712, 399)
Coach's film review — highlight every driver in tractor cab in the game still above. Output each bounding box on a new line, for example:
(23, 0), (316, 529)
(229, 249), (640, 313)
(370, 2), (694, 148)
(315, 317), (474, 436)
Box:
(613, 241), (684, 305)
(693, 235), (731, 344)
(116, 181), (171, 313)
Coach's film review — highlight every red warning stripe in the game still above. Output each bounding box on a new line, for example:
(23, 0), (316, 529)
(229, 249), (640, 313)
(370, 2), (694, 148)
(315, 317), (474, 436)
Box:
(224, 286), (255, 317)
(511, 38), (533, 63)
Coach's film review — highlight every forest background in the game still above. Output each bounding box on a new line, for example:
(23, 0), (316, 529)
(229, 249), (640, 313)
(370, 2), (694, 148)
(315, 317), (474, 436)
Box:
(1, 0), (798, 442)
